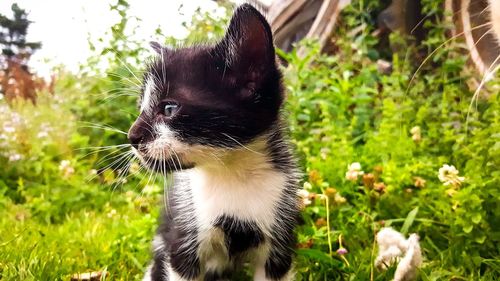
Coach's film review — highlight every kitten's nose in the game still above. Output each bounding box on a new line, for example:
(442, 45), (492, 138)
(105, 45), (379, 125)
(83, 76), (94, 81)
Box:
(128, 123), (143, 150)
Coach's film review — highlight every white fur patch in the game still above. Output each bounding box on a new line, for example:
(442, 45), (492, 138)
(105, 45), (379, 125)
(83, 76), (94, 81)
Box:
(152, 234), (165, 252)
(198, 228), (230, 273)
(375, 228), (422, 281)
(147, 123), (223, 168)
(186, 142), (287, 237)
(141, 77), (156, 114)
(167, 266), (192, 281)
(147, 124), (181, 161)
(142, 264), (153, 281)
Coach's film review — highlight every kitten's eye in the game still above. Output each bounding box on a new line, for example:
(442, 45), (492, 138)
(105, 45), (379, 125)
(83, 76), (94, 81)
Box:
(163, 103), (179, 117)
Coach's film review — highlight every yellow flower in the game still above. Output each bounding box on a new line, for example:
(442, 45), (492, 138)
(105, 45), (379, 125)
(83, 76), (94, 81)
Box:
(410, 126), (421, 142)
(413, 177), (426, 188)
(334, 193), (347, 204)
(129, 162), (140, 174)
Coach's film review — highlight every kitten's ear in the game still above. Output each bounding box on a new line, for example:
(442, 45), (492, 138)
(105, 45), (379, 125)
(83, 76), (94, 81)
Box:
(150, 41), (162, 54)
(150, 41), (170, 55)
(217, 4), (275, 73)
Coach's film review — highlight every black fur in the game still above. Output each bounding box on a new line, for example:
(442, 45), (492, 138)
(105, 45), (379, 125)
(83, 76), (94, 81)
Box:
(214, 215), (265, 257)
(150, 250), (168, 281)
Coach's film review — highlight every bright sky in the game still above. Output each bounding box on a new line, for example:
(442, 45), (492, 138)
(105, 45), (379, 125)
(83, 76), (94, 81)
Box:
(0, 0), (225, 77)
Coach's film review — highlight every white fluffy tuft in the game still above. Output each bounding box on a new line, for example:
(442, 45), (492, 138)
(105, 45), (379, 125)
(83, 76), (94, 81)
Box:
(375, 227), (422, 281)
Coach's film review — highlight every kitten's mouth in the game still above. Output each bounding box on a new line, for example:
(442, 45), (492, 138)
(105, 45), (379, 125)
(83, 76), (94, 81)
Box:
(132, 147), (195, 173)
(144, 156), (195, 173)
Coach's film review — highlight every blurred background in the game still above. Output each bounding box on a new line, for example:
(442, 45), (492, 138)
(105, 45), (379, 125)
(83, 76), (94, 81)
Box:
(0, 0), (499, 280)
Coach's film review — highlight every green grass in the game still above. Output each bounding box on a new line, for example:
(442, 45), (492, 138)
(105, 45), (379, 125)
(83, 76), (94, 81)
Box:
(0, 192), (159, 280)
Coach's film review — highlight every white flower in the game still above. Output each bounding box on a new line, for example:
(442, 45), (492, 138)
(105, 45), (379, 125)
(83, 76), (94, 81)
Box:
(59, 160), (71, 169)
(3, 125), (15, 133)
(10, 113), (22, 124)
(345, 170), (359, 181)
(303, 182), (313, 190)
(8, 154), (22, 162)
(320, 147), (330, 160)
(302, 198), (312, 206)
(375, 228), (422, 281)
(107, 209), (117, 218)
(59, 160), (75, 177)
(37, 123), (52, 138)
(297, 189), (310, 198)
(40, 122), (52, 130)
(348, 162), (362, 171)
(438, 164), (465, 187)
(297, 189), (313, 207)
(345, 162), (364, 181)
(37, 131), (49, 138)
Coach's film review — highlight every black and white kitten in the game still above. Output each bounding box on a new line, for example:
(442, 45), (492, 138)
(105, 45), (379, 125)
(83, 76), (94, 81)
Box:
(128, 4), (300, 281)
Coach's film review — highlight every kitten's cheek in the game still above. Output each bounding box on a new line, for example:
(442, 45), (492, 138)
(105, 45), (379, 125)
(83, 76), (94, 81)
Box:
(147, 125), (189, 159)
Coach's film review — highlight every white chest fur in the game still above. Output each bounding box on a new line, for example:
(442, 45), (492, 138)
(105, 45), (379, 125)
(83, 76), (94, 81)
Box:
(171, 140), (290, 238)
(185, 164), (286, 237)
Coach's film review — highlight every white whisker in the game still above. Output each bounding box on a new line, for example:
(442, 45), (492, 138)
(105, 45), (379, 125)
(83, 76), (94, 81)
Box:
(221, 133), (264, 155)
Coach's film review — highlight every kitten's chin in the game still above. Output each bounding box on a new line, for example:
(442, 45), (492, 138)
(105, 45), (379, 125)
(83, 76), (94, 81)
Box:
(142, 156), (195, 173)
(132, 148), (195, 173)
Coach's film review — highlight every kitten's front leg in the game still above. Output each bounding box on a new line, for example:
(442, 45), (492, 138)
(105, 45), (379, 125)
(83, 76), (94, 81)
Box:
(254, 262), (294, 281)
(167, 268), (200, 281)
(146, 257), (200, 281)
(168, 237), (201, 281)
(254, 200), (297, 281)
(253, 238), (295, 281)
(146, 234), (201, 281)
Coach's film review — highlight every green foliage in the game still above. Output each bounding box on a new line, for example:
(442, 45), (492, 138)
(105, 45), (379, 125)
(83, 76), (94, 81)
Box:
(281, 0), (500, 278)
(0, 0), (499, 280)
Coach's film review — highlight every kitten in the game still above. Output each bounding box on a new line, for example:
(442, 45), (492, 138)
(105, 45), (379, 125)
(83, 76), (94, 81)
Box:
(128, 4), (300, 281)
(489, 0), (500, 44)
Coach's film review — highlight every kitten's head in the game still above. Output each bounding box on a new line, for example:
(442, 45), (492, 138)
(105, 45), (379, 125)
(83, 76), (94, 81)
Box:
(128, 4), (283, 172)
